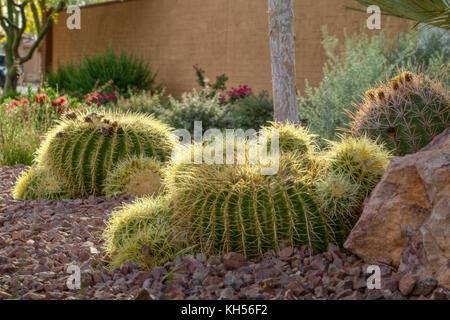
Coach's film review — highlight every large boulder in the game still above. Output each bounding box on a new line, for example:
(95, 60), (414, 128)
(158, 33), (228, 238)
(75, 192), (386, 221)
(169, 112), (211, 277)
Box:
(344, 128), (449, 288)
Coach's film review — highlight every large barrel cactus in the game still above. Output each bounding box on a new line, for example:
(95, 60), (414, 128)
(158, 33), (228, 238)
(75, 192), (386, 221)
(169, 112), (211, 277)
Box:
(348, 71), (449, 156)
(164, 161), (329, 258)
(35, 111), (176, 197)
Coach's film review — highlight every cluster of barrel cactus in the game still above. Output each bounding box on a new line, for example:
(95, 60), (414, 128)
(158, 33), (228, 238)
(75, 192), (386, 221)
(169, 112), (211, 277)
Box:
(348, 71), (449, 156)
(13, 111), (176, 199)
(105, 121), (393, 268)
(10, 107), (399, 268)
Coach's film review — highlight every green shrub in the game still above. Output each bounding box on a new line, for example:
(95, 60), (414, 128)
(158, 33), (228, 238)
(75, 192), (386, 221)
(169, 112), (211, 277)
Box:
(162, 90), (230, 133)
(108, 91), (168, 117)
(46, 46), (161, 96)
(225, 91), (273, 130)
(298, 26), (449, 143)
(348, 71), (449, 156)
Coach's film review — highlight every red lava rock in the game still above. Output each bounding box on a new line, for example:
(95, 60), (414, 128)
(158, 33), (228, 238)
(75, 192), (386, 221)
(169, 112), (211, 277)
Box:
(399, 273), (417, 296)
(0, 291), (11, 300)
(353, 276), (367, 290)
(286, 282), (306, 296)
(133, 271), (152, 286)
(412, 278), (438, 296)
(341, 291), (364, 300)
(0, 165), (422, 301)
(278, 247), (294, 260)
(202, 276), (223, 287)
(223, 252), (247, 270)
(150, 266), (167, 280)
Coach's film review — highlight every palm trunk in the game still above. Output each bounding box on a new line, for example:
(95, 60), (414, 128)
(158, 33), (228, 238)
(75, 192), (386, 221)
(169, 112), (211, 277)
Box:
(268, 0), (299, 124)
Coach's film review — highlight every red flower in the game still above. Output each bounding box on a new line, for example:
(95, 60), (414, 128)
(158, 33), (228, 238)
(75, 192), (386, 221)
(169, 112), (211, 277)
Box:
(20, 98), (29, 105)
(9, 100), (20, 107)
(35, 94), (48, 103)
(58, 96), (68, 107)
(52, 96), (68, 107)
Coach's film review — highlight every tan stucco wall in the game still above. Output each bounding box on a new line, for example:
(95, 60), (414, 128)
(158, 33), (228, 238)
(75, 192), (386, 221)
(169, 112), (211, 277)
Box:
(50, 0), (409, 97)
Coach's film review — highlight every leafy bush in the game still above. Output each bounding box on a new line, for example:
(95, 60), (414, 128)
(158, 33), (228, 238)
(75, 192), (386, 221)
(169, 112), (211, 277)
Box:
(162, 90), (230, 133)
(109, 91), (168, 118)
(225, 92), (273, 130)
(298, 26), (449, 143)
(47, 46), (161, 96)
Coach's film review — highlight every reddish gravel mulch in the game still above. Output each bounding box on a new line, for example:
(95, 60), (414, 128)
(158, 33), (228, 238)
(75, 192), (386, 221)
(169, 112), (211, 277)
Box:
(0, 165), (448, 300)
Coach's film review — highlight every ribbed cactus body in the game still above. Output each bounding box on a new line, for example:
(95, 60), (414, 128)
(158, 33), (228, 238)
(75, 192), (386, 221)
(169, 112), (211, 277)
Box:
(36, 112), (176, 197)
(103, 197), (189, 270)
(260, 121), (317, 155)
(349, 71), (449, 156)
(12, 166), (70, 200)
(313, 172), (362, 247)
(324, 135), (391, 198)
(103, 156), (162, 199)
(165, 164), (328, 258)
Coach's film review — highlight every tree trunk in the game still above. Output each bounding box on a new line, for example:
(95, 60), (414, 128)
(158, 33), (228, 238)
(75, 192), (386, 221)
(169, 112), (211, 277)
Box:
(268, 0), (299, 124)
(3, 49), (18, 94)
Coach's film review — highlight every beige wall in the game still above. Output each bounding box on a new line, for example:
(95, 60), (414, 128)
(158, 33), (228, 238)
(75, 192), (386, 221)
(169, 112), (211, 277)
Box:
(50, 0), (408, 97)
(20, 39), (41, 82)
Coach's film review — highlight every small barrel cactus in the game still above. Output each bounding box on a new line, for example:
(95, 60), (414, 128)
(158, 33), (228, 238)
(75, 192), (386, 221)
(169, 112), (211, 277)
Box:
(324, 135), (391, 198)
(313, 172), (362, 247)
(103, 197), (190, 271)
(348, 71), (449, 155)
(259, 121), (322, 182)
(260, 121), (317, 155)
(35, 111), (177, 197)
(164, 162), (329, 258)
(103, 156), (162, 199)
(12, 166), (70, 200)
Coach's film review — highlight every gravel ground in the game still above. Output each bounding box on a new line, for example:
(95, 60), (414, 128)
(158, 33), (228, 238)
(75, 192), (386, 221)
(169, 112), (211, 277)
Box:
(0, 165), (448, 300)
